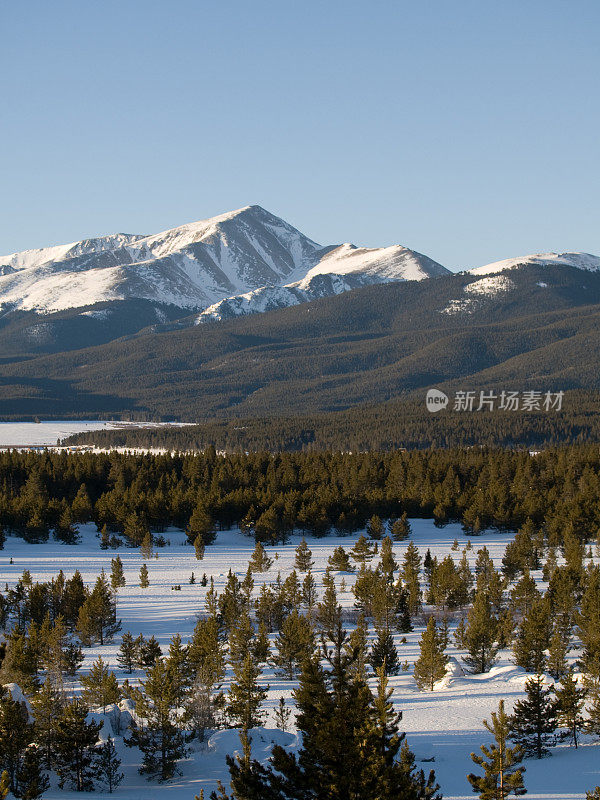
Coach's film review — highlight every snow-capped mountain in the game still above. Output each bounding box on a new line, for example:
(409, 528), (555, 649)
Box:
(0, 205), (448, 318)
(197, 242), (448, 322)
(468, 251), (600, 276)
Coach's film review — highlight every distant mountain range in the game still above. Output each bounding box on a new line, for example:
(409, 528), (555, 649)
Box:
(1, 204), (600, 420)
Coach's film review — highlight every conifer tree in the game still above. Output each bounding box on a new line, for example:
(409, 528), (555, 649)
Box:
(31, 678), (63, 770)
(77, 570), (121, 645)
(228, 653), (268, 730)
(139, 563), (150, 587)
(367, 515), (384, 540)
(252, 620), (270, 664)
(468, 700), (526, 800)
(328, 546), (353, 572)
(513, 596), (552, 674)
(554, 669), (587, 748)
(274, 697), (292, 732)
(189, 616), (226, 688)
(0, 771), (8, 800)
(414, 617), (448, 691)
(95, 735), (124, 794)
(228, 611), (255, 670)
(370, 629), (400, 676)
(272, 609), (315, 679)
(585, 693), (600, 736)
(139, 635), (162, 669)
(140, 530), (154, 560)
(117, 631), (137, 674)
(380, 536), (399, 582)
(402, 541), (422, 614)
(81, 656), (121, 713)
(316, 573), (342, 639)
(100, 524), (111, 550)
(54, 699), (102, 791)
(509, 675), (559, 759)
(126, 657), (188, 781)
(15, 744), (48, 800)
(0, 688), (35, 795)
(547, 626), (570, 680)
(351, 534), (374, 565)
(295, 538), (314, 572)
(463, 591), (499, 674)
(248, 542), (273, 573)
(347, 611), (369, 681)
(301, 570), (317, 613)
(194, 534), (205, 561)
(391, 511), (411, 542)
(110, 555), (126, 589)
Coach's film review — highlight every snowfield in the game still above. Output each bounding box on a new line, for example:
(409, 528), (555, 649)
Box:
(1, 520), (598, 799)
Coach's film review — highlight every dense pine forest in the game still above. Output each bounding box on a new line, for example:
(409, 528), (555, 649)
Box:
(1, 445), (600, 544)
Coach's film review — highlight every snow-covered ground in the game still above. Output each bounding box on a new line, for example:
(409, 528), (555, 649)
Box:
(1, 519), (598, 799)
(0, 420), (194, 448)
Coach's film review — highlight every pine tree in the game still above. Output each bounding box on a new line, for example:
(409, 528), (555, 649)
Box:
(140, 530), (154, 560)
(468, 700), (526, 800)
(402, 541), (422, 615)
(117, 631), (137, 674)
(248, 542), (272, 573)
(54, 699), (101, 791)
(95, 735), (124, 794)
(295, 538), (314, 572)
(351, 534), (374, 565)
(100, 524), (111, 550)
(463, 591), (499, 674)
(228, 611), (255, 670)
(139, 635), (162, 669)
(301, 570), (317, 613)
(15, 745), (49, 800)
(252, 621), (270, 664)
(585, 693), (600, 736)
(509, 675), (559, 758)
(139, 563), (150, 587)
(328, 545), (353, 572)
(367, 515), (384, 540)
(414, 617), (448, 691)
(228, 653), (268, 730)
(391, 511), (411, 541)
(370, 629), (400, 676)
(77, 570), (121, 645)
(0, 688), (35, 794)
(316, 573), (342, 639)
(110, 555), (126, 590)
(547, 625), (570, 681)
(380, 536), (399, 582)
(274, 697), (292, 732)
(512, 596), (551, 674)
(31, 678), (63, 769)
(194, 533), (205, 561)
(272, 609), (315, 679)
(126, 658), (188, 781)
(0, 771), (8, 800)
(347, 611), (369, 681)
(187, 505), (216, 546)
(554, 669), (587, 748)
(81, 656), (121, 713)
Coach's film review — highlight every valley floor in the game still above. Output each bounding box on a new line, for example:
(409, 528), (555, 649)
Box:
(1, 520), (598, 799)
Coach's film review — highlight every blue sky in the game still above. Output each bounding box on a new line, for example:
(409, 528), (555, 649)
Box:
(1, 0), (598, 269)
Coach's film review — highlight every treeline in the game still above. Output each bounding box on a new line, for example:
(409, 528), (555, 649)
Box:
(63, 391), (600, 451)
(2, 445), (600, 546)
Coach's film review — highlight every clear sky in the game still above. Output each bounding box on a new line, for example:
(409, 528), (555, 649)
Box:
(2, 0), (598, 270)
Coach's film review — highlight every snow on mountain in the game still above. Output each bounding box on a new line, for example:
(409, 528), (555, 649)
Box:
(440, 274), (516, 315)
(196, 242), (449, 323)
(0, 206), (449, 319)
(468, 251), (600, 276)
(0, 206), (323, 314)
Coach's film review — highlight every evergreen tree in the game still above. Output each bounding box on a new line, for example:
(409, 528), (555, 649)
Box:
(126, 658), (188, 781)
(117, 631), (137, 674)
(414, 617), (448, 691)
(554, 669), (587, 748)
(468, 700), (526, 800)
(301, 570), (317, 613)
(351, 534), (374, 565)
(274, 697), (292, 732)
(187, 505), (216, 546)
(0, 688), (35, 795)
(248, 542), (273, 573)
(294, 539), (314, 572)
(194, 534), (205, 561)
(228, 653), (268, 730)
(140, 531), (154, 560)
(391, 511), (411, 542)
(81, 656), (121, 713)
(77, 571), (121, 646)
(509, 675), (559, 759)
(367, 515), (384, 540)
(31, 678), (63, 770)
(463, 591), (499, 674)
(512, 596), (551, 674)
(139, 563), (150, 588)
(139, 635), (162, 669)
(272, 609), (315, 679)
(15, 745), (49, 800)
(547, 626), (570, 681)
(0, 771), (7, 800)
(95, 736), (124, 794)
(100, 524), (111, 550)
(402, 541), (422, 615)
(370, 629), (400, 676)
(316, 573), (342, 639)
(110, 555), (126, 590)
(347, 611), (369, 681)
(328, 546), (353, 572)
(228, 611), (255, 670)
(54, 699), (102, 791)
(380, 536), (399, 582)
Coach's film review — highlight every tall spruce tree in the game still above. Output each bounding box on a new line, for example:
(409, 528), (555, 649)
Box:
(509, 675), (559, 759)
(81, 656), (121, 713)
(468, 700), (526, 800)
(370, 629), (400, 676)
(54, 699), (102, 791)
(272, 609), (315, 679)
(0, 688), (35, 795)
(126, 657), (188, 781)
(554, 669), (587, 748)
(414, 617), (448, 691)
(463, 591), (499, 674)
(110, 556), (126, 590)
(227, 653), (268, 730)
(295, 539), (314, 572)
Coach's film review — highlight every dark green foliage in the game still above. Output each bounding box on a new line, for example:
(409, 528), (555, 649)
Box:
(463, 591), (499, 674)
(370, 629), (400, 676)
(554, 670), (587, 748)
(414, 617), (448, 691)
(54, 699), (102, 791)
(227, 653), (268, 730)
(509, 675), (559, 759)
(95, 736), (124, 794)
(468, 700), (526, 800)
